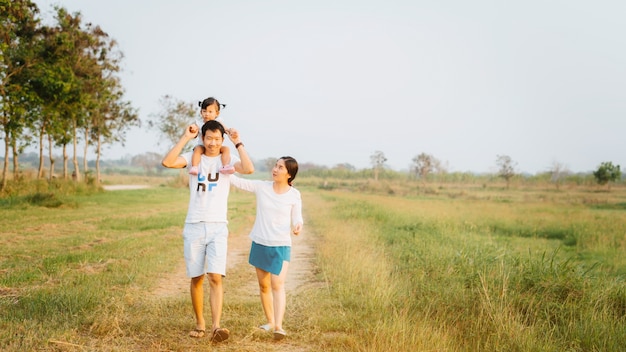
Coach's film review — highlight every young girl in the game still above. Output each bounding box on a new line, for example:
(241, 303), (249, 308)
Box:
(188, 97), (235, 175)
(229, 156), (303, 340)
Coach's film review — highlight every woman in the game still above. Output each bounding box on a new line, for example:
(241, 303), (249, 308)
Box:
(229, 156), (303, 340)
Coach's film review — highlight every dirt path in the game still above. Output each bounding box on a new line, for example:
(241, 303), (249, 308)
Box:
(151, 226), (315, 299)
(111, 183), (317, 302)
(102, 185), (151, 191)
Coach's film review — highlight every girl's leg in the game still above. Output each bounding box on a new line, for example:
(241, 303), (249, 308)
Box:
(219, 146), (235, 174)
(189, 145), (204, 175)
(272, 261), (289, 332)
(256, 267), (275, 328)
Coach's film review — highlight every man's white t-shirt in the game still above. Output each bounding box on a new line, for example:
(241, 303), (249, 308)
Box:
(182, 152), (240, 223)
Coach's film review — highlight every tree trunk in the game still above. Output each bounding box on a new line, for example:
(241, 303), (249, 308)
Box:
(95, 132), (101, 186)
(11, 135), (19, 180)
(72, 121), (80, 182)
(1, 129), (9, 190)
(83, 127), (89, 182)
(48, 135), (55, 180)
(37, 123), (46, 179)
(63, 144), (68, 180)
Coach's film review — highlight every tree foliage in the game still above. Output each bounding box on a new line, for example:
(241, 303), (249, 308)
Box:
(148, 95), (197, 151)
(411, 153), (446, 180)
(1, 0), (41, 188)
(370, 150), (386, 181)
(1, 2), (137, 188)
(593, 161), (621, 190)
(549, 161), (570, 190)
(496, 154), (517, 189)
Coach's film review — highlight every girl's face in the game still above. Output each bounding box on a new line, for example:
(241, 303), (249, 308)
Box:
(200, 102), (220, 122)
(272, 159), (291, 183)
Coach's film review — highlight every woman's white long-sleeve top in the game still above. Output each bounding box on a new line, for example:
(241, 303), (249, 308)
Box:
(229, 175), (303, 247)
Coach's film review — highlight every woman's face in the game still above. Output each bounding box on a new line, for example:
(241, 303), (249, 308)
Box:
(272, 159), (291, 183)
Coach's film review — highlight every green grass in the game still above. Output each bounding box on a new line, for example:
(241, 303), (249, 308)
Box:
(1, 178), (625, 351)
(303, 186), (626, 351)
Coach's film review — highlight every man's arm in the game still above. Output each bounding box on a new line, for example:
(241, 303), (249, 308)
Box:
(228, 128), (254, 174)
(161, 125), (197, 169)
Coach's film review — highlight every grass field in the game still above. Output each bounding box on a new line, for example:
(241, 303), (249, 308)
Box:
(1, 177), (625, 351)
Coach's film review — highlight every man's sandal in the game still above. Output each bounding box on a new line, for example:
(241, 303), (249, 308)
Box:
(211, 327), (230, 343)
(189, 329), (205, 338)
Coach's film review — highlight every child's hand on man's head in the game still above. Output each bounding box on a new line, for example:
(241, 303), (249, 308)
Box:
(227, 128), (239, 141)
(186, 124), (199, 139)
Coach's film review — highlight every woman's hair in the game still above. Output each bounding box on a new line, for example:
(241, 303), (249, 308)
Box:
(198, 97), (226, 110)
(280, 156), (299, 186)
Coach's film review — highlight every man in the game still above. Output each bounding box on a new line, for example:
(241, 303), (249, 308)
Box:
(161, 120), (254, 342)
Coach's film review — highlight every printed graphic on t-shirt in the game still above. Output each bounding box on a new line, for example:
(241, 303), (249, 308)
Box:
(197, 172), (220, 192)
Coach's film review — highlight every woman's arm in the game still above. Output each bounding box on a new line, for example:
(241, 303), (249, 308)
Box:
(291, 192), (304, 235)
(229, 174), (257, 192)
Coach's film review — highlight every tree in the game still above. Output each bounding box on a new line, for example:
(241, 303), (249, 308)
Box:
(496, 154), (516, 189)
(132, 152), (163, 175)
(549, 161), (570, 190)
(333, 163), (355, 171)
(83, 29), (138, 185)
(1, 2), (137, 185)
(411, 153), (445, 180)
(593, 161), (621, 191)
(149, 95), (197, 151)
(370, 150), (386, 181)
(0, 0), (41, 189)
(260, 157), (277, 172)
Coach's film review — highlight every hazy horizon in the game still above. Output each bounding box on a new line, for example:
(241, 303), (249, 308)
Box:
(17, 0), (626, 174)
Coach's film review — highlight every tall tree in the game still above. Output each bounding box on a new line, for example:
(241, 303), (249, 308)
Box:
(31, 8), (83, 180)
(411, 153), (445, 180)
(549, 161), (570, 190)
(81, 21), (138, 184)
(370, 150), (386, 181)
(593, 161), (621, 191)
(0, 0), (41, 188)
(91, 82), (138, 184)
(148, 95), (197, 151)
(496, 154), (517, 189)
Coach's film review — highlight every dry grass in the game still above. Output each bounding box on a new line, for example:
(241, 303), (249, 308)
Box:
(1, 177), (625, 351)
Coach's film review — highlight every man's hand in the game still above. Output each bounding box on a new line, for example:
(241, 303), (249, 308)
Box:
(292, 223), (302, 236)
(162, 124), (199, 168)
(227, 128), (241, 144)
(188, 124), (200, 138)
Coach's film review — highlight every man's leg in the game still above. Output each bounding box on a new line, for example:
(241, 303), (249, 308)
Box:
(207, 273), (229, 342)
(207, 273), (223, 329)
(190, 275), (206, 336)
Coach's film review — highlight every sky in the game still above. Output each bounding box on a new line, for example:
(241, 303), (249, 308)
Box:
(32, 0), (626, 174)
